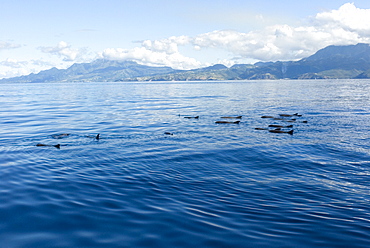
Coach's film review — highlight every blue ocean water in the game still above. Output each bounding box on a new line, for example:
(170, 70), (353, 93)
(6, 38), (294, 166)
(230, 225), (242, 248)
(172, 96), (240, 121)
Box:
(0, 80), (369, 247)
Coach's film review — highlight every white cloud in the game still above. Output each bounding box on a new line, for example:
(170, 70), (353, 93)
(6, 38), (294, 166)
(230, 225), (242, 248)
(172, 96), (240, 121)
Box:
(0, 58), (28, 68)
(315, 3), (370, 35)
(101, 3), (370, 67)
(0, 58), (58, 79)
(0, 41), (21, 50)
(39, 41), (85, 61)
(101, 45), (202, 70)
(187, 3), (370, 62)
(0, 59), (28, 78)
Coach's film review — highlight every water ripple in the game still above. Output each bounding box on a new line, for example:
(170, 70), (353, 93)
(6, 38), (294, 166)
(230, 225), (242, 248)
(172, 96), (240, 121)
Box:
(0, 81), (369, 247)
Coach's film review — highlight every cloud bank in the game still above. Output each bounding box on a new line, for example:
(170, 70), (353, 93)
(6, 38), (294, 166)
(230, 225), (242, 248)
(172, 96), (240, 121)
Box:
(0, 41), (92, 79)
(0, 41), (22, 50)
(101, 36), (203, 70)
(101, 3), (370, 69)
(39, 41), (87, 61)
(0, 59), (55, 79)
(2, 3), (370, 79)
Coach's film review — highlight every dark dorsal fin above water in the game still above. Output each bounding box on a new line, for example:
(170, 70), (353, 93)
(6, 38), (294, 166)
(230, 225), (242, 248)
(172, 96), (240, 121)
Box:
(215, 121), (240, 124)
(51, 133), (70, 139)
(279, 113), (302, 117)
(268, 124), (293, 128)
(36, 143), (61, 149)
(221, 116), (242, 119)
(269, 129), (294, 135)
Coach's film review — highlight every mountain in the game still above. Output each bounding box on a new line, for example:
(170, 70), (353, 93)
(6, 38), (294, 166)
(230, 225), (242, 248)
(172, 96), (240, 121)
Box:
(355, 69), (370, 79)
(0, 60), (178, 83)
(121, 64), (255, 81)
(2, 43), (370, 83)
(123, 43), (370, 81)
(281, 43), (370, 79)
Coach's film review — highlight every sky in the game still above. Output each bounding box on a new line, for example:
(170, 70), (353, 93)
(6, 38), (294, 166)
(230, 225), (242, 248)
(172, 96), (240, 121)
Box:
(1, 0), (370, 79)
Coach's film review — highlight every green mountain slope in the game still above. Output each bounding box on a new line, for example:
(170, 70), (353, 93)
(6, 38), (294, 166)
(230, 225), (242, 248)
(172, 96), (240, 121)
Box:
(0, 60), (178, 83)
(121, 64), (256, 81)
(283, 43), (370, 78)
(124, 43), (370, 81)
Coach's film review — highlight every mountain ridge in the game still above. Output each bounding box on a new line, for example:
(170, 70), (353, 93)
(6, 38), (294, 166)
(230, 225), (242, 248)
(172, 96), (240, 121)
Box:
(2, 43), (370, 83)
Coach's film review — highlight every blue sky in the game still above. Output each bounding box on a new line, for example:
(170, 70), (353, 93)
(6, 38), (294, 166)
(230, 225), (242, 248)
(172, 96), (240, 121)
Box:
(1, 0), (370, 78)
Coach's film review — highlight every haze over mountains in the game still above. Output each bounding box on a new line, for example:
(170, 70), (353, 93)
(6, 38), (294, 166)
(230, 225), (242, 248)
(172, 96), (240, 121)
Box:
(2, 43), (370, 83)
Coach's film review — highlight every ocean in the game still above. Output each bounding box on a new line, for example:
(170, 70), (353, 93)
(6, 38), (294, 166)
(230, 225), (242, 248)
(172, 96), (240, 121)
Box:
(0, 80), (369, 247)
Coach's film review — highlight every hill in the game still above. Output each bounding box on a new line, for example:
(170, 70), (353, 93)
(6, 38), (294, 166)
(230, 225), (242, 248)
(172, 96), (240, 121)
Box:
(121, 64), (256, 81)
(2, 43), (370, 83)
(123, 43), (370, 81)
(0, 60), (178, 83)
